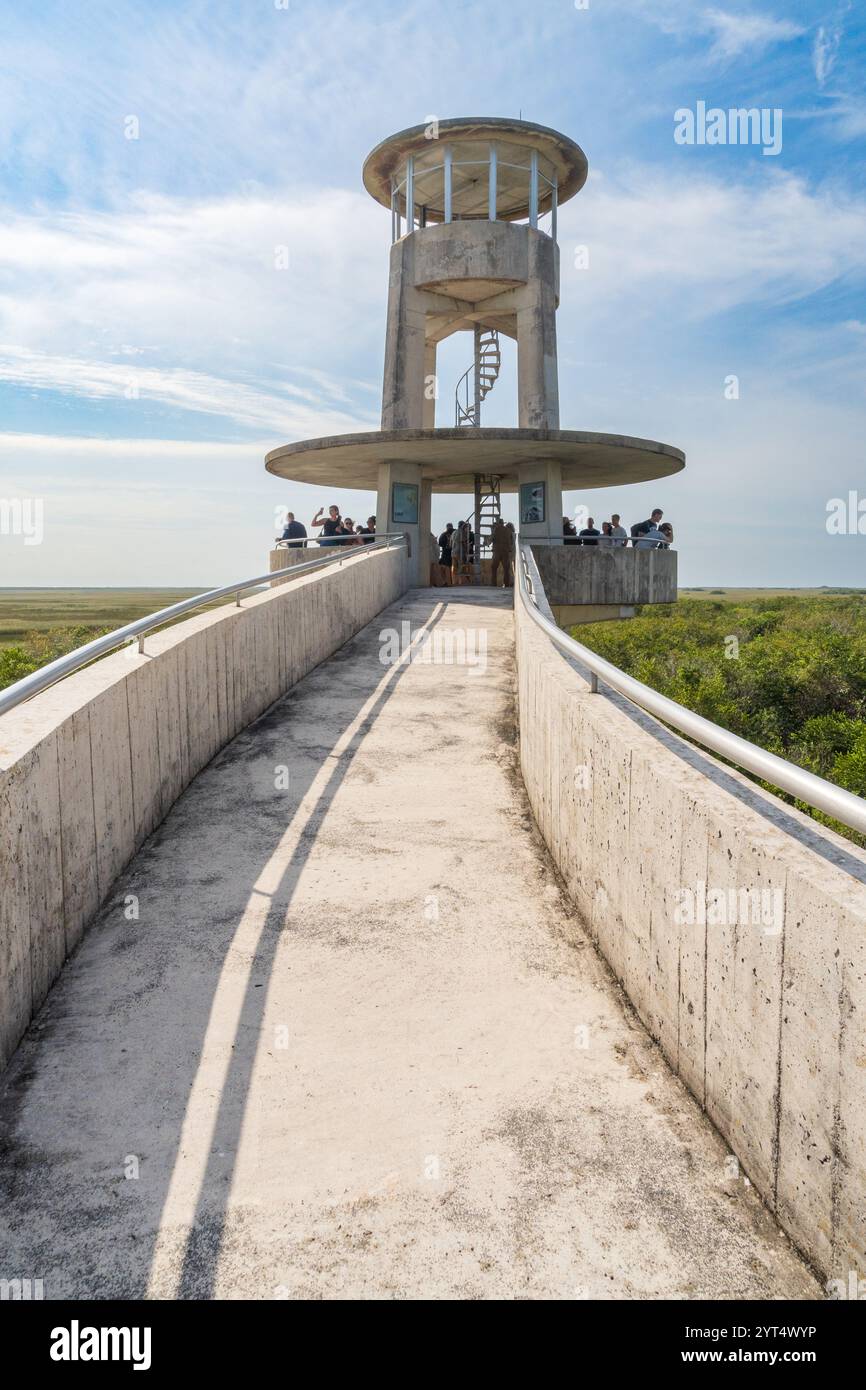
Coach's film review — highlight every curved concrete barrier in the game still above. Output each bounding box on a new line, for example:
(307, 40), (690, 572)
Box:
(0, 544), (408, 1070)
(515, 560), (866, 1287)
(530, 543), (677, 608)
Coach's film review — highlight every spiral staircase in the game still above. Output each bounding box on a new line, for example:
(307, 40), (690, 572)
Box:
(454, 327), (501, 427)
(453, 328), (504, 581)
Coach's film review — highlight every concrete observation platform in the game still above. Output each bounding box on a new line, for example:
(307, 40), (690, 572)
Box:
(0, 590), (818, 1299)
(265, 428), (685, 494)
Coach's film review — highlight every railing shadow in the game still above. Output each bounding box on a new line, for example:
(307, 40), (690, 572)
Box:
(0, 589), (451, 1299)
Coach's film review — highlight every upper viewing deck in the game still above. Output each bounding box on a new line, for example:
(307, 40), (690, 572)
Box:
(362, 117), (589, 241)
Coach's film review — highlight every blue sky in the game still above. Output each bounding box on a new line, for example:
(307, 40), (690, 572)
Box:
(0, 0), (864, 585)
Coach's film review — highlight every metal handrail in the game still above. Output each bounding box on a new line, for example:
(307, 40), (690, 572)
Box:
(528, 536), (676, 550)
(273, 532), (383, 548)
(517, 542), (866, 837)
(0, 535), (408, 719)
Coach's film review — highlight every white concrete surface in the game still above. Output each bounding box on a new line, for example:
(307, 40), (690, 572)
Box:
(0, 590), (818, 1299)
(0, 544), (407, 1070)
(516, 552), (866, 1288)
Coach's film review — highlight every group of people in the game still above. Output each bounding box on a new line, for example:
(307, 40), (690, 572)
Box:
(563, 507), (673, 549)
(436, 517), (516, 586)
(278, 506), (376, 548)
(277, 502), (672, 571)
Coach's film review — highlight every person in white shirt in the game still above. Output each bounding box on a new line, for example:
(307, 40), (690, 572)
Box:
(610, 513), (628, 546)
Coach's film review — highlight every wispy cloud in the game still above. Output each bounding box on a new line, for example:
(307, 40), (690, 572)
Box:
(0, 347), (373, 437)
(814, 22), (844, 86)
(0, 189), (387, 436)
(610, 2), (806, 61)
(702, 7), (805, 62)
(559, 167), (866, 323)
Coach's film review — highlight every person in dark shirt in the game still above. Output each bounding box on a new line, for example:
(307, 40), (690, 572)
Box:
(279, 512), (307, 548)
(438, 522), (454, 566)
(631, 508), (664, 544)
(563, 517), (578, 545)
(358, 515), (376, 544)
(312, 504), (342, 547)
(578, 518), (601, 545)
(491, 517), (513, 588)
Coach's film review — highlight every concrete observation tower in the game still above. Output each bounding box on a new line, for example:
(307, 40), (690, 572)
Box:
(266, 118), (684, 592)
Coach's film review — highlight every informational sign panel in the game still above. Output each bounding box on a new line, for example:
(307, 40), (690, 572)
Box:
(391, 482), (419, 525)
(520, 481), (546, 525)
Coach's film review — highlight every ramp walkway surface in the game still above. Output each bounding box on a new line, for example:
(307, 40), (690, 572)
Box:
(0, 589), (819, 1299)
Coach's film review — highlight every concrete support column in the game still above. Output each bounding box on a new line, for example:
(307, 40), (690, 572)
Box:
(422, 342), (437, 430)
(516, 232), (560, 430)
(381, 236), (428, 429)
(517, 457), (563, 545)
(420, 478), (433, 581)
(376, 459), (425, 585)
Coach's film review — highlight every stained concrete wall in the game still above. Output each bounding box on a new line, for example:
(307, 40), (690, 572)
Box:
(0, 545), (408, 1071)
(531, 544), (677, 608)
(515, 551), (866, 1286)
(269, 544), (317, 585)
(381, 220), (560, 435)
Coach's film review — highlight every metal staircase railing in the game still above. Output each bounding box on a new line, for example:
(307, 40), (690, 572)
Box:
(462, 474), (504, 584)
(455, 327), (501, 427)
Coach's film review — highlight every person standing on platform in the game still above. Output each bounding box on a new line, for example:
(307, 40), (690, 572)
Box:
(451, 521), (469, 585)
(491, 517), (513, 588)
(439, 523), (454, 569)
(279, 512), (307, 548)
(312, 504), (342, 547)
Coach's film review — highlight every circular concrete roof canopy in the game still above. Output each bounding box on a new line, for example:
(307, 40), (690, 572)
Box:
(265, 429), (685, 494)
(363, 118), (588, 223)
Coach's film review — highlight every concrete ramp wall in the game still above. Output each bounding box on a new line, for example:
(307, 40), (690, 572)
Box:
(515, 571), (866, 1287)
(0, 545), (408, 1070)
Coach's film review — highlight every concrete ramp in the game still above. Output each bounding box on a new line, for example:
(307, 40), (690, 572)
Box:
(0, 590), (818, 1299)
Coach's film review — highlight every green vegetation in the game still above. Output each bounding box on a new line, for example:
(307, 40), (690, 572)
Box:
(0, 588), (207, 693)
(679, 586), (862, 602)
(576, 594), (866, 846)
(0, 588), (207, 648)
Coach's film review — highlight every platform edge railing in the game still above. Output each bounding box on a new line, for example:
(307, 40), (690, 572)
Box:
(0, 535), (408, 720)
(517, 540), (866, 838)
